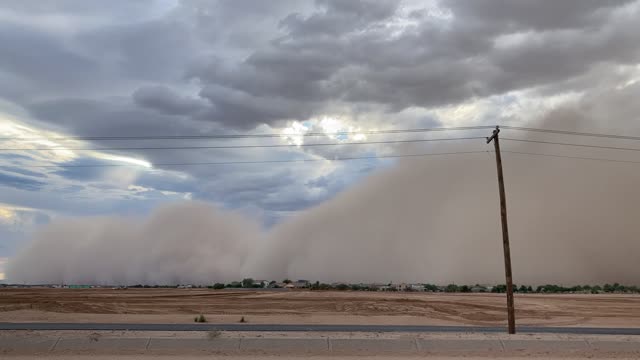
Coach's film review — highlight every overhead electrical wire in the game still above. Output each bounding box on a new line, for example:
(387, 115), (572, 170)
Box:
(501, 138), (640, 152)
(501, 150), (640, 165)
(0, 137), (486, 151)
(0, 125), (496, 142)
(3, 125), (640, 142)
(0, 150), (489, 168)
(502, 126), (640, 142)
(4, 125), (640, 169)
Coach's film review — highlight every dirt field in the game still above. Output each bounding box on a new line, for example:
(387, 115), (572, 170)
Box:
(1, 289), (639, 327)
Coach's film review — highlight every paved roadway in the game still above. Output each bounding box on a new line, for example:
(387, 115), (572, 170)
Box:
(1, 323), (639, 335)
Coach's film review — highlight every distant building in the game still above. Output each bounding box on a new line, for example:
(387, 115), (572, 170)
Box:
(293, 280), (309, 288)
(363, 283), (385, 290)
(68, 285), (91, 289)
(254, 280), (269, 288)
(471, 286), (489, 293)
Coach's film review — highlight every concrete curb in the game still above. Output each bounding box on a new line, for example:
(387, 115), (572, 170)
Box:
(2, 336), (640, 355)
(2, 322), (640, 335)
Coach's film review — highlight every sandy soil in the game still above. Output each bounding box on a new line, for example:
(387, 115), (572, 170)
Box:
(1, 289), (639, 327)
(4, 357), (638, 360)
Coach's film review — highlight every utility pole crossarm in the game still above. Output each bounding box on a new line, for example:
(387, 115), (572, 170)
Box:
(486, 126), (500, 144)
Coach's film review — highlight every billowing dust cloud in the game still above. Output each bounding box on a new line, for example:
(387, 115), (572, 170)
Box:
(6, 203), (261, 285)
(7, 93), (640, 285)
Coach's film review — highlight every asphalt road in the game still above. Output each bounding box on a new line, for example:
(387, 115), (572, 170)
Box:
(1, 323), (639, 335)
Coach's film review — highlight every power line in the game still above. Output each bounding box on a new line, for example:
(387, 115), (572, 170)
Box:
(0, 150), (489, 168)
(501, 138), (640, 152)
(5, 125), (640, 142)
(502, 126), (640, 142)
(502, 150), (640, 165)
(0, 125), (496, 142)
(0, 137), (485, 151)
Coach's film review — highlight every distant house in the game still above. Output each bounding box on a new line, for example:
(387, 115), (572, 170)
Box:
(363, 283), (385, 291)
(272, 282), (291, 288)
(409, 284), (426, 291)
(293, 280), (310, 288)
(471, 286), (488, 293)
(254, 280), (269, 288)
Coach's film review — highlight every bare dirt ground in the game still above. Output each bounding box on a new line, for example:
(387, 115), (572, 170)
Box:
(6, 357), (638, 360)
(5, 357), (638, 360)
(1, 289), (639, 327)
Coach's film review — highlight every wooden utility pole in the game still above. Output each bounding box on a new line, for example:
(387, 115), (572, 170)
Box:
(486, 125), (516, 334)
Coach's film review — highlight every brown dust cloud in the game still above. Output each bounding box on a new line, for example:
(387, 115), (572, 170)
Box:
(7, 92), (640, 286)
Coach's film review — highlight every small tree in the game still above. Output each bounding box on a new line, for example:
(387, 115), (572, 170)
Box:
(283, 279), (292, 284)
(445, 284), (459, 293)
(492, 284), (507, 293)
(336, 283), (350, 291)
(242, 278), (255, 288)
(212, 283), (225, 290)
(423, 284), (439, 292)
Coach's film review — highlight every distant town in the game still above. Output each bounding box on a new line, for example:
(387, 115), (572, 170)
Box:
(2, 278), (640, 294)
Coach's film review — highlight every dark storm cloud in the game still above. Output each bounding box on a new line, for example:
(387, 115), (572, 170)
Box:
(0, 22), (97, 97)
(78, 20), (197, 82)
(3, 0), (638, 133)
(133, 85), (207, 116)
(443, 0), (634, 31)
(188, 0), (639, 128)
(280, 0), (400, 37)
(0, 0), (153, 15)
(27, 97), (200, 137)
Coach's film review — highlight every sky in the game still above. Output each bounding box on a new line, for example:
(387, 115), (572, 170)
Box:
(1, 0), (640, 282)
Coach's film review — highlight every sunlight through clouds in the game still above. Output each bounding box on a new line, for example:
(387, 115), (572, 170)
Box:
(281, 117), (369, 146)
(0, 115), (152, 168)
